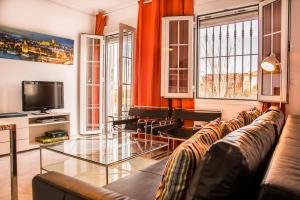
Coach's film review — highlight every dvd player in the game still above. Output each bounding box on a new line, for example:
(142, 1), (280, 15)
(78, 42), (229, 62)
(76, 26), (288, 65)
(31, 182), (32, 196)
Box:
(45, 130), (67, 138)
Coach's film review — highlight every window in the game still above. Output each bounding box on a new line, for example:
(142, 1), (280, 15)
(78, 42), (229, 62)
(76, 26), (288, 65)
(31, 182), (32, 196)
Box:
(197, 6), (259, 100)
(106, 34), (119, 118)
(258, 0), (290, 103)
(161, 16), (194, 98)
(106, 24), (135, 120)
(120, 27), (134, 114)
(80, 24), (135, 134)
(80, 34), (105, 134)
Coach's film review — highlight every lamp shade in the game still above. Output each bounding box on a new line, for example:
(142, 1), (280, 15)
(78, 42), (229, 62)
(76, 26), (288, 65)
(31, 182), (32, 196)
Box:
(261, 53), (280, 72)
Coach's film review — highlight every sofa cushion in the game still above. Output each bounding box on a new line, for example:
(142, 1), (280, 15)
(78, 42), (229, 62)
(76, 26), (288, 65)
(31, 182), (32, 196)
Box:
(104, 171), (162, 200)
(221, 115), (245, 136)
(238, 107), (262, 125)
(155, 120), (223, 200)
(186, 117), (276, 200)
(140, 158), (168, 176)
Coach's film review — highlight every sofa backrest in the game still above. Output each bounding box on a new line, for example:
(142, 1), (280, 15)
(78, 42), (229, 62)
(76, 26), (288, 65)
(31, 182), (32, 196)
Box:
(185, 109), (284, 200)
(254, 106), (285, 136)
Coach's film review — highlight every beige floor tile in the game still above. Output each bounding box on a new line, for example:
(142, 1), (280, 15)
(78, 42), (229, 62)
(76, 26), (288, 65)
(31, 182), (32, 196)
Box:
(0, 149), (159, 200)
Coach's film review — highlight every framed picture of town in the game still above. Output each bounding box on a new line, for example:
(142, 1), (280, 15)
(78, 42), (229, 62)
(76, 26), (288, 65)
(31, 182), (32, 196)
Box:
(0, 25), (74, 65)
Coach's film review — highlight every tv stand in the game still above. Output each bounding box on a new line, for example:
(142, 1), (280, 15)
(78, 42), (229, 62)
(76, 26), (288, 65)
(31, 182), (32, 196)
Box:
(28, 112), (70, 145)
(0, 112), (70, 155)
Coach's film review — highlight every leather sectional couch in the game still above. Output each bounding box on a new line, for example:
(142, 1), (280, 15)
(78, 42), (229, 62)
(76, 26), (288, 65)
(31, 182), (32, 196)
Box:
(32, 110), (300, 200)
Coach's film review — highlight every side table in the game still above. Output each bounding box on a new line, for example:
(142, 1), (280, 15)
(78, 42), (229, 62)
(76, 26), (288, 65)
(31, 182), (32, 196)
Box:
(0, 112), (26, 200)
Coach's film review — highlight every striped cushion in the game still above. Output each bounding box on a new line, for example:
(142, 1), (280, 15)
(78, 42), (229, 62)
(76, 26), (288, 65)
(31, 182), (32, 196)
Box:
(155, 120), (222, 200)
(238, 107), (262, 125)
(221, 115), (245, 136)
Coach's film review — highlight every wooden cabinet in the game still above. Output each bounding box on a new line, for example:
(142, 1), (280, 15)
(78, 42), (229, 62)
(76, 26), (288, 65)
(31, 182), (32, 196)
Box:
(258, 0), (290, 102)
(161, 16), (194, 98)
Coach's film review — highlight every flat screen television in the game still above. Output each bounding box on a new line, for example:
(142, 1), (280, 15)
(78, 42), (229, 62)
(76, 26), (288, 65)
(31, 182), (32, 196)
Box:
(22, 81), (64, 113)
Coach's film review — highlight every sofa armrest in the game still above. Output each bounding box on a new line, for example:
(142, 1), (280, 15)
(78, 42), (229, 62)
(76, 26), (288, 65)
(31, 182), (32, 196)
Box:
(32, 171), (133, 200)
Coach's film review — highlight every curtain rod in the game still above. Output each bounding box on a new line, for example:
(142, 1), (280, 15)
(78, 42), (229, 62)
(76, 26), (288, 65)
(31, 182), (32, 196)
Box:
(198, 4), (258, 21)
(103, 0), (152, 16)
(143, 0), (153, 4)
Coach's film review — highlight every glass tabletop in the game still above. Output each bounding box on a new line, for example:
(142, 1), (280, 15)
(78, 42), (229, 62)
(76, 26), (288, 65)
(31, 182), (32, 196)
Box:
(41, 133), (168, 166)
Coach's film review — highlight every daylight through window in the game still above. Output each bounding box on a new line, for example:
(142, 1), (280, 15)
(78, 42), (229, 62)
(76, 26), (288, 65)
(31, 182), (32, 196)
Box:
(197, 7), (259, 100)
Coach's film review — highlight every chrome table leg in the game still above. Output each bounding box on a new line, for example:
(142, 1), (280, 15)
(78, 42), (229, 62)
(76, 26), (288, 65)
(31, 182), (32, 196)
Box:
(40, 148), (43, 174)
(106, 166), (109, 185)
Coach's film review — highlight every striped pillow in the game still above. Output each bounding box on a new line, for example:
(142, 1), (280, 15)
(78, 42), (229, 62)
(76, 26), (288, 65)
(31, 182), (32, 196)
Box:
(238, 107), (262, 125)
(155, 120), (222, 200)
(221, 115), (245, 136)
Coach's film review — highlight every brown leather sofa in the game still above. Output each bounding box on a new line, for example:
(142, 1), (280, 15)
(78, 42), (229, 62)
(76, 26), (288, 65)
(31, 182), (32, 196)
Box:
(32, 157), (168, 200)
(257, 115), (300, 200)
(32, 111), (300, 200)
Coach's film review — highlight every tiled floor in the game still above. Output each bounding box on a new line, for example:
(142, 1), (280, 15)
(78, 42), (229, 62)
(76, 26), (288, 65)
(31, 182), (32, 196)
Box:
(0, 149), (158, 200)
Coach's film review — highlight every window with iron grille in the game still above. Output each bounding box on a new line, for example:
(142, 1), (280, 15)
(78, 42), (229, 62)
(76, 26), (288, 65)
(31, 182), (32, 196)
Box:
(197, 6), (259, 100)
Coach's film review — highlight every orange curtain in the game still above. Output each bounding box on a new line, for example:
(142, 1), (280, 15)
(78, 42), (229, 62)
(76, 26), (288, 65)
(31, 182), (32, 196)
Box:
(133, 0), (165, 107)
(91, 13), (106, 130)
(95, 13), (106, 35)
(133, 0), (194, 109)
(160, 0), (194, 16)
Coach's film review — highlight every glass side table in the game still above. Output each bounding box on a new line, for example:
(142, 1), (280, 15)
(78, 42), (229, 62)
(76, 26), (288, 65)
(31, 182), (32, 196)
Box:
(40, 133), (169, 185)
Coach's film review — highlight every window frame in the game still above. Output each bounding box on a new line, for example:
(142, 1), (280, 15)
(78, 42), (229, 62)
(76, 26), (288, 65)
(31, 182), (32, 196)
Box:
(257, 0), (290, 103)
(118, 23), (135, 118)
(80, 34), (105, 135)
(105, 33), (119, 120)
(196, 5), (260, 101)
(104, 24), (136, 122)
(161, 16), (194, 99)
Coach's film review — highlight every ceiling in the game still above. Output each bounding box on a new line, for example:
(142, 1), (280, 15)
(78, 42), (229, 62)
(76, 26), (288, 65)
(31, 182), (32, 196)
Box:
(48, 0), (216, 15)
(48, 0), (138, 15)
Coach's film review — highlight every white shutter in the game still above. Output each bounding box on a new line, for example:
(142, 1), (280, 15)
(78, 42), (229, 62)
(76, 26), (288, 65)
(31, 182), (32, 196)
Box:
(258, 0), (290, 103)
(161, 16), (194, 98)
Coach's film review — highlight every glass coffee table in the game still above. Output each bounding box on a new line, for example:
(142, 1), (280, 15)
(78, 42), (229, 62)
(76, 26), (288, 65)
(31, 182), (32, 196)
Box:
(39, 133), (168, 184)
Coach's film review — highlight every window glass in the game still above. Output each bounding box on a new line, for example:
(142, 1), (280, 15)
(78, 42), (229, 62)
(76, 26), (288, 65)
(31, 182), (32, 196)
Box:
(197, 17), (258, 100)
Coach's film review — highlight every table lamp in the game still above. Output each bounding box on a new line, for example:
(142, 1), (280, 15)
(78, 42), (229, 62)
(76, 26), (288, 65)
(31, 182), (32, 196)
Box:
(261, 53), (282, 107)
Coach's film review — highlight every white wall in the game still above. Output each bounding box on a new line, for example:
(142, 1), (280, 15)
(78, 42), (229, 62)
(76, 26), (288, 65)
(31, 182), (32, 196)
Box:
(104, 4), (138, 34)
(0, 0), (95, 134)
